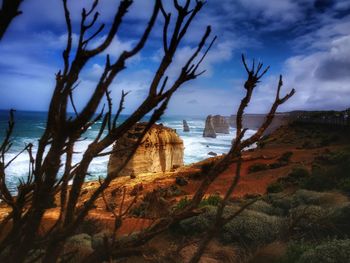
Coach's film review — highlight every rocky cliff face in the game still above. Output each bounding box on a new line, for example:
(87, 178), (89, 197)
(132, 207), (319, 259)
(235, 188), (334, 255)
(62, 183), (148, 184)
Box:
(108, 123), (184, 178)
(228, 113), (291, 135)
(203, 115), (216, 138)
(183, 120), (190, 132)
(212, 115), (230, 134)
(203, 115), (230, 137)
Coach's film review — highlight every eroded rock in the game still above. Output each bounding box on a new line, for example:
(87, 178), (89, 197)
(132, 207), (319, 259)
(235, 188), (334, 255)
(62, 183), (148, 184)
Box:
(212, 115), (230, 134)
(203, 115), (216, 138)
(108, 123), (184, 178)
(183, 120), (190, 132)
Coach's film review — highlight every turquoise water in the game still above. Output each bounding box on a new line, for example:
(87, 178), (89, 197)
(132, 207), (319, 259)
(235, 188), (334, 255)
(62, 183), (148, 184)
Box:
(0, 110), (254, 191)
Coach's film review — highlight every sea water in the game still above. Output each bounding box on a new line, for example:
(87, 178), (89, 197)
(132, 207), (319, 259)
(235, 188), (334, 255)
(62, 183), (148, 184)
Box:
(0, 110), (255, 192)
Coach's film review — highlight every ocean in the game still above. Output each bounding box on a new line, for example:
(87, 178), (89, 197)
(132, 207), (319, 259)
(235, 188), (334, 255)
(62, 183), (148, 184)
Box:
(0, 110), (256, 191)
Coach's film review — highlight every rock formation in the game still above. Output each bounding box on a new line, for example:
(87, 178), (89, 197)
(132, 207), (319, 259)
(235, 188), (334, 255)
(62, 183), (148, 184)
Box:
(203, 115), (216, 138)
(212, 115), (230, 134)
(108, 123), (184, 178)
(183, 120), (190, 132)
(203, 115), (230, 137)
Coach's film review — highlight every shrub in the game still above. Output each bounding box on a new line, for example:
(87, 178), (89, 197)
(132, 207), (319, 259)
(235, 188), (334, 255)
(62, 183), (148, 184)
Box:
(329, 203), (350, 236)
(75, 217), (103, 236)
(277, 241), (313, 263)
(269, 162), (285, 169)
(175, 194), (222, 211)
(177, 206), (217, 235)
(248, 163), (269, 173)
(130, 202), (148, 217)
(297, 239), (350, 263)
(63, 234), (93, 263)
(340, 178), (350, 193)
(289, 167), (309, 180)
(221, 208), (285, 248)
(292, 189), (347, 208)
(175, 196), (191, 210)
(288, 205), (330, 238)
(315, 150), (350, 165)
(266, 167), (309, 194)
(199, 194), (222, 207)
(268, 193), (295, 213)
(278, 151), (293, 163)
(201, 162), (215, 174)
(267, 182), (284, 193)
(248, 200), (283, 216)
(302, 152), (350, 191)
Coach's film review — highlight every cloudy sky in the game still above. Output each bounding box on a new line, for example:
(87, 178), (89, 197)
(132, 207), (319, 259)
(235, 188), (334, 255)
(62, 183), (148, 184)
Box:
(0, 0), (349, 116)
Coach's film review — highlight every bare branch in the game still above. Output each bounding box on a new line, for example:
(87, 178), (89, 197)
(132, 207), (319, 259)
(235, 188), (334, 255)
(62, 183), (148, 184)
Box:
(0, 0), (23, 40)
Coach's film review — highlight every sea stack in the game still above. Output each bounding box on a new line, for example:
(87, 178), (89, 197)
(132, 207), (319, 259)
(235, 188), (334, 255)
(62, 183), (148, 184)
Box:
(203, 115), (216, 138)
(212, 115), (230, 134)
(108, 123), (184, 178)
(183, 120), (190, 132)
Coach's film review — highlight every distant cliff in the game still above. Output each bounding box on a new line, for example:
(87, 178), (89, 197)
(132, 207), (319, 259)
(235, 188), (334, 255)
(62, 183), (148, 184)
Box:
(228, 113), (291, 134)
(108, 123), (184, 178)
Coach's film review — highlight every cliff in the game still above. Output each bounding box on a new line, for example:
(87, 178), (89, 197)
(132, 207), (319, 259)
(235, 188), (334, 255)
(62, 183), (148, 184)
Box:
(228, 113), (291, 135)
(212, 115), (230, 134)
(203, 115), (216, 138)
(108, 123), (184, 178)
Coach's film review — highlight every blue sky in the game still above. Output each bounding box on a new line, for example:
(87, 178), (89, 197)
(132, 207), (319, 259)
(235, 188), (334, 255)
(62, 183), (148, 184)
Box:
(0, 0), (349, 116)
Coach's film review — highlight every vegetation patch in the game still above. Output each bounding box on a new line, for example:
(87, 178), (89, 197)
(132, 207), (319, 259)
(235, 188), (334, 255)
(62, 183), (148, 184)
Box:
(248, 163), (269, 173)
(266, 166), (309, 193)
(302, 149), (350, 192)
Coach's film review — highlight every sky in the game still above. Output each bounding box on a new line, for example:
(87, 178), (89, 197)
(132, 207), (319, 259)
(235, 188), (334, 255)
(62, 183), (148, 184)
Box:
(0, 0), (349, 116)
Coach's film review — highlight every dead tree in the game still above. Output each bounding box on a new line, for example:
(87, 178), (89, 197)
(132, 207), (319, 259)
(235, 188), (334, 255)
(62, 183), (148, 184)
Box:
(188, 55), (295, 263)
(0, 0), (215, 262)
(82, 56), (295, 262)
(0, 0), (23, 39)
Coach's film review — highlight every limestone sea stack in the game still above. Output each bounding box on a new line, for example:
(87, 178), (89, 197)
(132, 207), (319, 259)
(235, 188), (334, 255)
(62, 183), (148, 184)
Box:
(183, 120), (190, 132)
(108, 123), (184, 178)
(203, 115), (216, 138)
(212, 115), (230, 134)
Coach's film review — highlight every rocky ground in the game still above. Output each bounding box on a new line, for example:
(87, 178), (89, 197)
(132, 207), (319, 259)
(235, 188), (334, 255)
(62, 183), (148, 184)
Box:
(1, 122), (349, 262)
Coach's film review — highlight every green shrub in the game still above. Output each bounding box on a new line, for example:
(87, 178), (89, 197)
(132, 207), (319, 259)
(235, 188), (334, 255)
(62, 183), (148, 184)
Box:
(297, 239), (350, 263)
(177, 204), (285, 248)
(302, 152), (350, 191)
(177, 206), (217, 235)
(75, 218), (103, 236)
(329, 203), (350, 236)
(268, 193), (295, 213)
(278, 151), (293, 163)
(199, 194), (222, 207)
(175, 194), (222, 211)
(288, 205), (330, 238)
(267, 182), (284, 193)
(222, 209), (284, 248)
(248, 163), (269, 173)
(289, 167), (309, 180)
(277, 241), (313, 263)
(130, 202), (147, 217)
(340, 178), (350, 193)
(315, 150), (350, 165)
(266, 167), (309, 194)
(201, 162), (215, 174)
(64, 234), (93, 263)
(248, 200), (283, 216)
